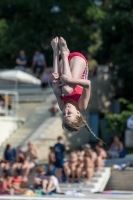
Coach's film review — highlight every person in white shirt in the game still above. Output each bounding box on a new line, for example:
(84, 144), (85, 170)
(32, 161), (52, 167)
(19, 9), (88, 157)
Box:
(42, 172), (60, 194)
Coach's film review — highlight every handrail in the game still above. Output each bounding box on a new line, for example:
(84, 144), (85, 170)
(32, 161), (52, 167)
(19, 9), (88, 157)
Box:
(0, 90), (18, 95)
(0, 90), (19, 117)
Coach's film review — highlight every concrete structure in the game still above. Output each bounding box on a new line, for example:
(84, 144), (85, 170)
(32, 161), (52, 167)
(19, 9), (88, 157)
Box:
(0, 195), (133, 199)
(88, 66), (114, 113)
(0, 100), (53, 159)
(0, 65), (114, 111)
(106, 168), (133, 191)
(60, 168), (111, 193)
(0, 66), (114, 160)
(0, 117), (18, 145)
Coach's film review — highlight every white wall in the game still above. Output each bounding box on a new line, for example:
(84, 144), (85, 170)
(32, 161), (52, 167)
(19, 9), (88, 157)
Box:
(0, 117), (18, 145)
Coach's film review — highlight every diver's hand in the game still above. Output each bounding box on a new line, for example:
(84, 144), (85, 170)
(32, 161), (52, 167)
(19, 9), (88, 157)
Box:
(50, 72), (59, 83)
(59, 75), (69, 86)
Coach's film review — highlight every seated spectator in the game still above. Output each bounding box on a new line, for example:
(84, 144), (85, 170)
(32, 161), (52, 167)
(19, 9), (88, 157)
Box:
(77, 151), (94, 184)
(42, 172), (60, 194)
(0, 178), (4, 194)
(12, 146), (25, 175)
(1, 95), (12, 111)
(22, 141), (39, 182)
(16, 146), (25, 164)
(64, 152), (78, 183)
(46, 163), (56, 176)
(0, 95), (5, 108)
(48, 147), (55, 165)
(107, 136), (125, 158)
(16, 50), (27, 71)
(4, 144), (17, 165)
(12, 171), (27, 194)
(95, 143), (107, 160)
(82, 144), (97, 163)
(31, 50), (47, 78)
(76, 151), (85, 182)
(41, 68), (52, 89)
(49, 100), (59, 116)
(34, 166), (45, 189)
(87, 53), (98, 76)
(0, 160), (10, 172)
(47, 146), (56, 176)
(95, 143), (107, 172)
(82, 143), (105, 172)
(3, 171), (13, 194)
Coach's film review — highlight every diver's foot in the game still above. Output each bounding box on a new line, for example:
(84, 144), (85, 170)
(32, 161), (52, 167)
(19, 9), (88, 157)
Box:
(59, 37), (70, 56)
(51, 37), (59, 53)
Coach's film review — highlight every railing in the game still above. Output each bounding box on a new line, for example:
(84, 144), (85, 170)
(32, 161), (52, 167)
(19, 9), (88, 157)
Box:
(0, 90), (19, 117)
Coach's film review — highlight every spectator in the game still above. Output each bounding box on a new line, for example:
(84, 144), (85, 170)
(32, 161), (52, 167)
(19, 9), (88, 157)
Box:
(1, 95), (12, 111)
(47, 147), (56, 176)
(12, 146), (25, 176)
(76, 151), (85, 182)
(16, 50), (27, 71)
(16, 146), (25, 164)
(82, 143), (105, 172)
(46, 163), (56, 176)
(0, 179), (4, 194)
(34, 166), (45, 189)
(0, 160), (10, 173)
(95, 143), (107, 172)
(4, 144), (17, 165)
(64, 152), (78, 182)
(95, 143), (107, 160)
(22, 141), (39, 182)
(3, 172), (13, 194)
(12, 171), (27, 194)
(107, 136), (125, 158)
(87, 53), (98, 76)
(31, 50), (47, 78)
(54, 136), (68, 182)
(77, 151), (94, 184)
(41, 68), (52, 89)
(48, 147), (55, 165)
(42, 172), (60, 194)
(0, 95), (5, 108)
(49, 100), (59, 116)
(82, 144), (97, 163)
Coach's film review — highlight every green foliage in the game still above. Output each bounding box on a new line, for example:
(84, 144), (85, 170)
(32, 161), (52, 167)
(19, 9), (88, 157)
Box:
(99, 0), (133, 100)
(0, 0), (133, 102)
(0, 19), (8, 40)
(0, 0), (103, 68)
(0, 19), (8, 55)
(105, 99), (133, 136)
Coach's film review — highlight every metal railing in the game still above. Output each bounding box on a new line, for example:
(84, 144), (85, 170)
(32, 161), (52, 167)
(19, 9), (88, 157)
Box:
(0, 90), (19, 117)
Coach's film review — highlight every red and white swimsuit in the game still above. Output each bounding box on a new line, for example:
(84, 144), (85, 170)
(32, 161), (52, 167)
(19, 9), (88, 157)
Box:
(62, 52), (88, 104)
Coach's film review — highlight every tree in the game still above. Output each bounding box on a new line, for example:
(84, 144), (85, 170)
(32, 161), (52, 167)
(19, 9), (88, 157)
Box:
(0, 0), (104, 68)
(105, 98), (133, 136)
(99, 0), (133, 100)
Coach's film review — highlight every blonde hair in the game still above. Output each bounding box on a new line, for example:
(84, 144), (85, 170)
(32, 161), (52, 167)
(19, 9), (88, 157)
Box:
(62, 114), (105, 145)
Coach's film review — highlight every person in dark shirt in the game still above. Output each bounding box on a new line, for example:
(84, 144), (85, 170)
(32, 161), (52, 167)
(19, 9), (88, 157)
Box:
(54, 136), (68, 182)
(16, 50), (27, 71)
(4, 144), (17, 164)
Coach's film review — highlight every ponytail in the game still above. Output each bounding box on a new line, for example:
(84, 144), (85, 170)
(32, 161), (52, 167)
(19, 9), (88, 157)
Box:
(83, 119), (107, 147)
(62, 114), (107, 146)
